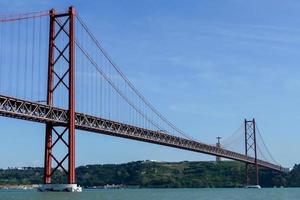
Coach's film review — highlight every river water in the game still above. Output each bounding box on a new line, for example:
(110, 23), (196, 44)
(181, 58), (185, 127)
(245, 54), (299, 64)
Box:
(0, 188), (299, 200)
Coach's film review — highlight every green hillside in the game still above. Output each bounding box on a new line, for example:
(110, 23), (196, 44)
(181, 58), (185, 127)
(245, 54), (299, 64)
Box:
(0, 161), (296, 188)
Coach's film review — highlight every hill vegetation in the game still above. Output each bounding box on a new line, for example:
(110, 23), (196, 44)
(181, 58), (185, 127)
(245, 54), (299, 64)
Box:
(0, 161), (297, 188)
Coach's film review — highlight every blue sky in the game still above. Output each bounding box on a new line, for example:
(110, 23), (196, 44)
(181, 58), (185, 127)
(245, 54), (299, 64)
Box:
(0, 0), (299, 168)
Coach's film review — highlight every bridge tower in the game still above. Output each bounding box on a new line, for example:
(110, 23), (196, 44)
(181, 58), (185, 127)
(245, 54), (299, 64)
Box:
(244, 118), (259, 187)
(40, 6), (81, 192)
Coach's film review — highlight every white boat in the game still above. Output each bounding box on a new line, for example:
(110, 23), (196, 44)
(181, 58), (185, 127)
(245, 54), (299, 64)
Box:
(245, 185), (261, 189)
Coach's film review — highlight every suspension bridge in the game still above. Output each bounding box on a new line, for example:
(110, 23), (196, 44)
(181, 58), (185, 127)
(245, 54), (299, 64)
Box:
(0, 6), (289, 191)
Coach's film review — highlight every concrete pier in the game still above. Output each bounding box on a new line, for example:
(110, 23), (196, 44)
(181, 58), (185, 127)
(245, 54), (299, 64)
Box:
(38, 184), (82, 192)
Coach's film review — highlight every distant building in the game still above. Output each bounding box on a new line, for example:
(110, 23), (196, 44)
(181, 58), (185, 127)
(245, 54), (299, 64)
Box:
(216, 137), (222, 162)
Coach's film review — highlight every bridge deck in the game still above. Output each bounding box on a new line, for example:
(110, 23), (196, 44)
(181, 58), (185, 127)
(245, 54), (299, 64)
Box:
(0, 95), (288, 172)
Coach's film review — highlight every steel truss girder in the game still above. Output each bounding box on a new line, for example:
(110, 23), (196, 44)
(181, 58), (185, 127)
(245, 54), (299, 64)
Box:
(0, 95), (289, 173)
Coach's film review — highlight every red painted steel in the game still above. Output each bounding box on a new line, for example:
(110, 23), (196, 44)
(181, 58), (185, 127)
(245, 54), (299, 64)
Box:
(68, 6), (76, 184)
(244, 119), (248, 185)
(44, 8), (55, 184)
(245, 119), (259, 185)
(43, 6), (76, 185)
(254, 119), (259, 185)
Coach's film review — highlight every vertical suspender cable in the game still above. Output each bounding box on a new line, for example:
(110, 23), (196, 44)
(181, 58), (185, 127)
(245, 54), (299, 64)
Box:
(24, 18), (29, 99)
(31, 18), (36, 100)
(9, 19), (14, 95)
(0, 19), (3, 92)
(16, 17), (21, 97)
(38, 16), (42, 101)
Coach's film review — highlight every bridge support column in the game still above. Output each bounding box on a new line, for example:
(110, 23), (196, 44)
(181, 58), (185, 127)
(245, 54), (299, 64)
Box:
(41, 6), (81, 192)
(244, 118), (260, 188)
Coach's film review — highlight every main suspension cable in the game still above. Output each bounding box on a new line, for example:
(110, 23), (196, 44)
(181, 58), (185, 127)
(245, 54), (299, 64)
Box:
(256, 124), (279, 165)
(75, 14), (195, 140)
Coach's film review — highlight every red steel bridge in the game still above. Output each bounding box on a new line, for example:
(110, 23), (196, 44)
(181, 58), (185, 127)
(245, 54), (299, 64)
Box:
(0, 6), (288, 189)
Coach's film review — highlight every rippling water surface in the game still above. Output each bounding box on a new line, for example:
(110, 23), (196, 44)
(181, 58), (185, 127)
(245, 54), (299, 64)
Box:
(0, 188), (299, 200)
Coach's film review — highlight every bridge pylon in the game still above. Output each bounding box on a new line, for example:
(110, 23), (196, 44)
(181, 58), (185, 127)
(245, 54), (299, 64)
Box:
(244, 118), (260, 188)
(40, 6), (81, 192)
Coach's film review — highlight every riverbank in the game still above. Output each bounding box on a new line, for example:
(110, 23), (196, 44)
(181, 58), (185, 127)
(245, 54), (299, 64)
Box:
(0, 184), (39, 190)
